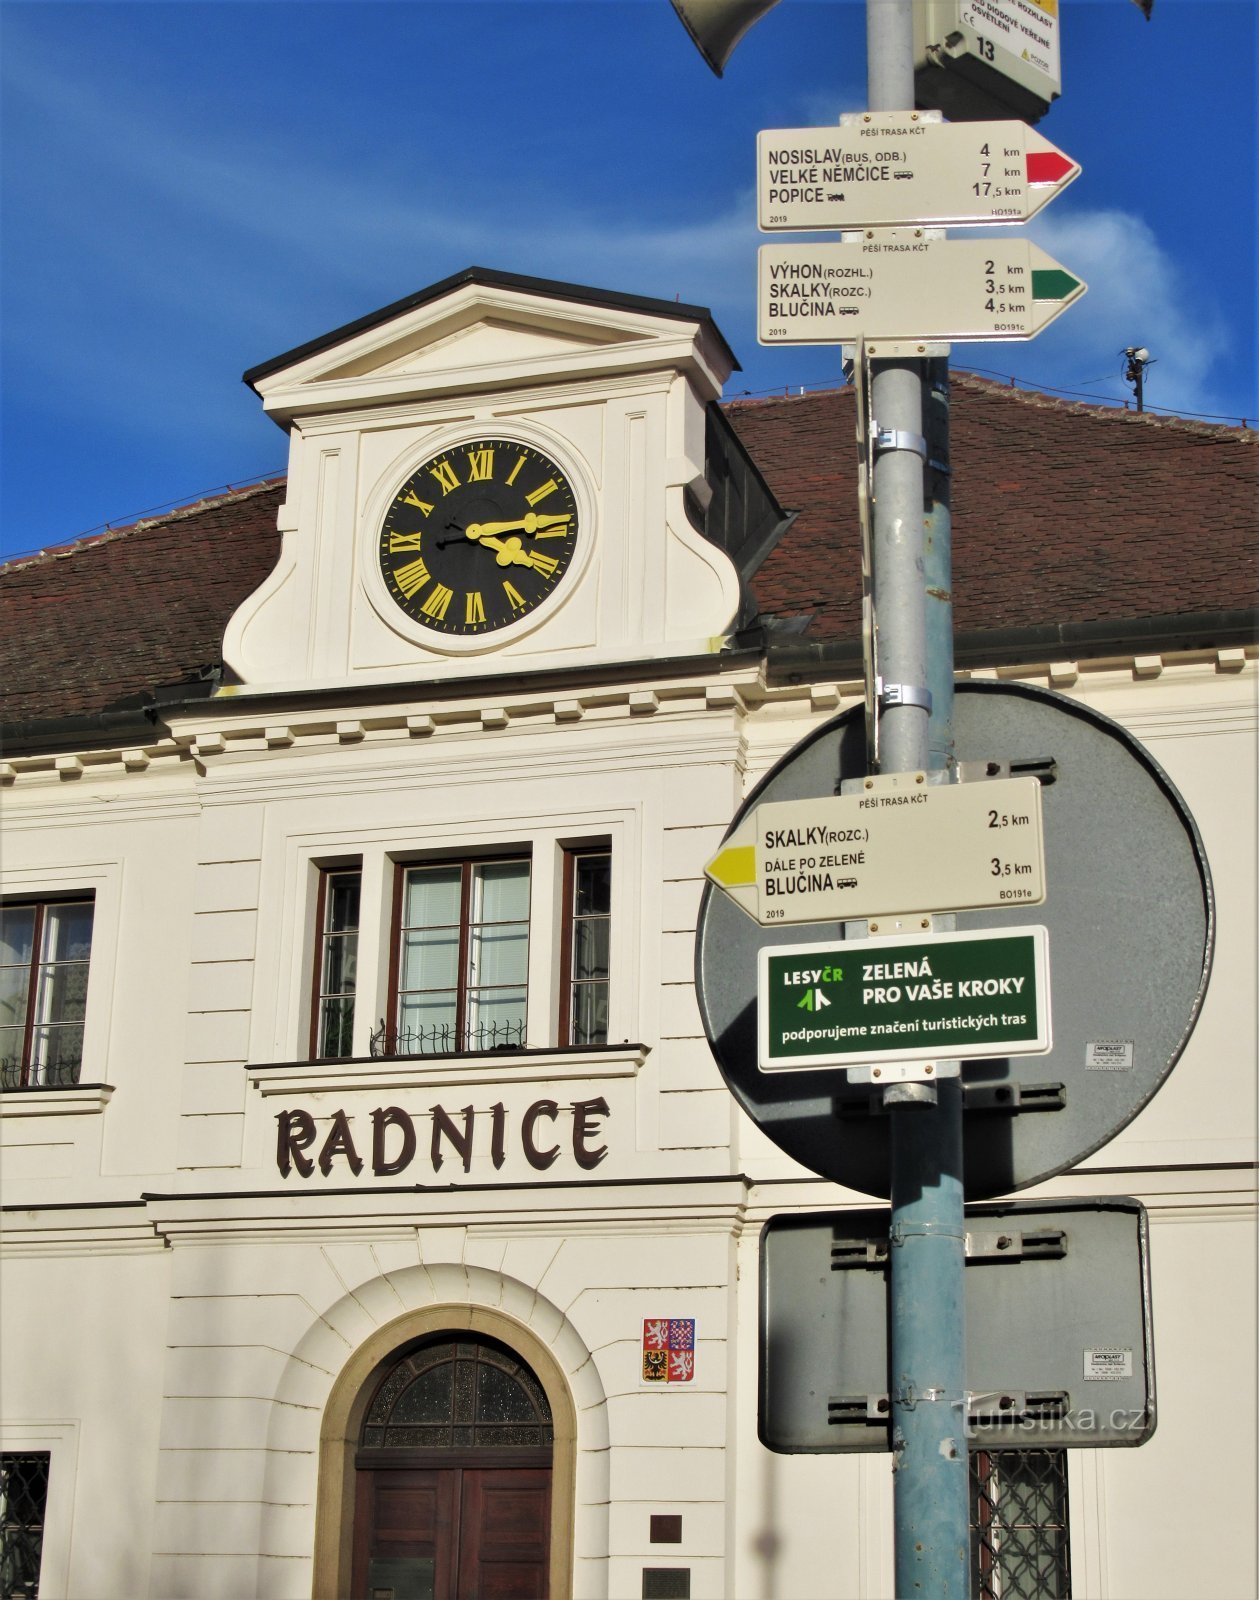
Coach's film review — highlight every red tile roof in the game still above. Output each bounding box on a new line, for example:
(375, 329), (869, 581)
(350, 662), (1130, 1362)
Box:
(729, 375), (1258, 642)
(1, 482), (283, 726)
(1, 382), (1255, 731)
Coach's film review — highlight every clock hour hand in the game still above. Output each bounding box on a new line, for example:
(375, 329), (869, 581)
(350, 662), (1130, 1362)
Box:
(465, 513), (571, 541)
(480, 535), (559, 575)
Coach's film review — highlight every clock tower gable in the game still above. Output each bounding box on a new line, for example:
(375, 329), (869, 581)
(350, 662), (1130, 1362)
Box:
(224, 269), (751, 693)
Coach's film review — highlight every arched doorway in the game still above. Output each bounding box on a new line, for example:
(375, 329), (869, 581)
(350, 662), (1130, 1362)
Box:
(351, 1333), (554, 1600)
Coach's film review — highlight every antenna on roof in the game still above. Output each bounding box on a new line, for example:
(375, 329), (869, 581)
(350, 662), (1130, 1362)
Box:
(1122, 346), (1155, 413)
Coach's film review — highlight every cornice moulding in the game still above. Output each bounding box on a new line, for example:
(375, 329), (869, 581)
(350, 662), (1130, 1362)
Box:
(262, 336), (722, 423)
(247, 1045), (650, 1097)
(138, 1175), (753, 1241)
(290, 367), (682, 438)
(2, 652), (1250, 786)
(0, 1084), (115, 1117)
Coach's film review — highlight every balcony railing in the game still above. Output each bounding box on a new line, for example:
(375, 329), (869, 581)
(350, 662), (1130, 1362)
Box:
(369, 1019), (526, 1059)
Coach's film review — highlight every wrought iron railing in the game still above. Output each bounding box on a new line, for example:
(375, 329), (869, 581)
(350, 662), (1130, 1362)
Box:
(369, 1019), (526, 1059)
(0, 1055), (82, 1092)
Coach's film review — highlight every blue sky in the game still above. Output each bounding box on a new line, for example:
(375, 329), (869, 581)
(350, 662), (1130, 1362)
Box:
(1, 0), (1254, 561)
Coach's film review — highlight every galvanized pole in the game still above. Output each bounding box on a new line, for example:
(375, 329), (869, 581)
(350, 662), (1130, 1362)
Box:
(865, 2), (970, 1594)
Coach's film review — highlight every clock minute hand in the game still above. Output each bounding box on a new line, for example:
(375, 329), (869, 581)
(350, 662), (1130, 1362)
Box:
(466, 513), (571, 541)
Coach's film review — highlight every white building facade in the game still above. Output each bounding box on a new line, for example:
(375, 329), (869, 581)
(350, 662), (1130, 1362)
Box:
(1, 271), (1255, 1600)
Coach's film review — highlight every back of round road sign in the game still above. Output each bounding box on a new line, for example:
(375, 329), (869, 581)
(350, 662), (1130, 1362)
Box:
(694, 681), (1214, 1198)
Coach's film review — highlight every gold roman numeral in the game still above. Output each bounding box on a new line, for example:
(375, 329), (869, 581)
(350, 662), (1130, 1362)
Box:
(466, 448), (494, 482)
(400, 489), (434, 515)
(421, 583), (454, 621)
(525, 478), (558, 507)
(505, 456), (526, 487)
(429, 459), (460, 495)
(389, 530), (425, 552)
(534, 516), (572, 538)
(465, 590), (486, 626)
(503, 581), (527, 613)
(525, 551), (559, 578)
(394, 557), (431, 600)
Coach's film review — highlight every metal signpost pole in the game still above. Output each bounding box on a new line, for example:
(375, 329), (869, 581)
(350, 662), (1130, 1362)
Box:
(866, 1), (970, 1592)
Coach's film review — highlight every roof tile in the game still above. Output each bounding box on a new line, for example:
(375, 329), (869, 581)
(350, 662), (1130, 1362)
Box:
(2, 382), (1255, 726)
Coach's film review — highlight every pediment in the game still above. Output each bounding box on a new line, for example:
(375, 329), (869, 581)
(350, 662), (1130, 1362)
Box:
(367, 314), (626, 378)
(245, 268), (736, 424)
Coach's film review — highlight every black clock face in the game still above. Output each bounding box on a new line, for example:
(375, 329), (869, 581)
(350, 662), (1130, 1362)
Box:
(378, 439), (580, 636)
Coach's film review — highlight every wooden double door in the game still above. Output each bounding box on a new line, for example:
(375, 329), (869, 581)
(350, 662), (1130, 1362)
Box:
(351, 1334), (555, 1600)
(353, 1459), (551, 1600)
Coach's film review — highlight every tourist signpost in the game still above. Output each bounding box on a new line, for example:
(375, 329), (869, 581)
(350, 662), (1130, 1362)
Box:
(758, 115), (1079, 231)
(759, 237), (1085, 347)
(705, 772), (1045, 925)
(674, 0), (1178, 1592)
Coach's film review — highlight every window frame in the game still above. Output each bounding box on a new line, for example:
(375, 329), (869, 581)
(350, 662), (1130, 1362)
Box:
(0, 1451), (51, 1599)
(386, 853), (533, 1056)
(558, 846), (611, 1048)
(309, 865), (362, 1062)
(277, 816), (634, 1068)
(970, 1446), (1071, 1600)
(0, 893), (96, 1091)
(0, 1424), (77, 1600)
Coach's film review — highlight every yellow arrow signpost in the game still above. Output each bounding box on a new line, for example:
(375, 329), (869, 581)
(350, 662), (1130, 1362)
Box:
(705, 771), (1045, 926)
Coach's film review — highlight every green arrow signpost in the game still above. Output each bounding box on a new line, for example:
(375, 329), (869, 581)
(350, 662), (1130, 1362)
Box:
(758, 237), (1086, 347)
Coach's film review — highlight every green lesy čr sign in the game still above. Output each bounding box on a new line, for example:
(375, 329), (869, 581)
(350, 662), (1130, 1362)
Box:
(758, 926), (1050, 1073)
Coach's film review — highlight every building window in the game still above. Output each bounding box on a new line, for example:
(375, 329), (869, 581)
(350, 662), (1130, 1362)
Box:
(311, 869), (360, 1059)
(970, 1448), (1071, 1600)
(561, 849), (610, 1046)
(0, 1452), (50, 1599)
(390, 858), (530, 1054)
(0, 899), (94, 1090)
(359, 1334), (554, 1454)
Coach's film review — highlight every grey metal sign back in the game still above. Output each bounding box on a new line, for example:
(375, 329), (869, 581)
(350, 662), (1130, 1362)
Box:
(760, 1198), (1155, 1452)
(694, 682), (1214, 1197)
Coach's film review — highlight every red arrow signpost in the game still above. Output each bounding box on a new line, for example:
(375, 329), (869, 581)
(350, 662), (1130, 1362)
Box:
(758, 114), (1080, 231)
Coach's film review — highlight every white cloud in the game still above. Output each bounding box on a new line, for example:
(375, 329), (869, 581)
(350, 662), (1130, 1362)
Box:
(1023, 206), (1232, 419)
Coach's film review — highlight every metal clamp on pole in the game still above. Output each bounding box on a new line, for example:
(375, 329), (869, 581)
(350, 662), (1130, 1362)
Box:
(878, 681), (933, 714)
(873, 427), (928, 460)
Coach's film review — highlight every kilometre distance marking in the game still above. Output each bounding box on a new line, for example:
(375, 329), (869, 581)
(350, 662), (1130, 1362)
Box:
(705, 775), (1046, 927)
(758, 236), (1085, 347)
(757, 116), (1079, 231)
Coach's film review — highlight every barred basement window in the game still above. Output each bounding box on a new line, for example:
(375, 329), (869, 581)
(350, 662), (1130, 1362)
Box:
(971, 1448), (1070, 1600)
(1, 1452), (50, 1600)
(0, 898), (94, 1090)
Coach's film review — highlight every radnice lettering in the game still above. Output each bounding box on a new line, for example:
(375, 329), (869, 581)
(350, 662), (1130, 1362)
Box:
(277, 1096), (610, 1180)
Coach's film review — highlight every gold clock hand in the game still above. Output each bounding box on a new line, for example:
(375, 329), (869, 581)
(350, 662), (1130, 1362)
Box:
(465, 513), (572, 541)
(480, 535), (534, 568)
(479, 535), (561, 577)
